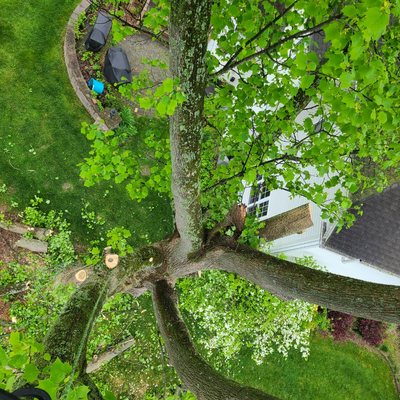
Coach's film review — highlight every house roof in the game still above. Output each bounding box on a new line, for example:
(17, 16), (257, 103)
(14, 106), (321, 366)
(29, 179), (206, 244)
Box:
(324, 183), (400, 277)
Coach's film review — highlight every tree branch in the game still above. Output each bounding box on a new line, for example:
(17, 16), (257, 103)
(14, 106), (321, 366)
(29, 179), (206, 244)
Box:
(89, 0), (167, 44)
(216, 0), (299, 75)
(42, 276), (110, 374)
(204, 153), (300, 191)
(206, 203), (247, 243)
(212, 14), (342, 76)
(152, 279), (279, 400)
(169, 243), (400, 324)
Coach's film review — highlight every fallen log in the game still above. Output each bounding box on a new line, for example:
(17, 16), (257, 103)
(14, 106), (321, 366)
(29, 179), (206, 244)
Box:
(0, 222), (52, 240)
(86, 338), (135, 373)
(14, 238), (48, 253)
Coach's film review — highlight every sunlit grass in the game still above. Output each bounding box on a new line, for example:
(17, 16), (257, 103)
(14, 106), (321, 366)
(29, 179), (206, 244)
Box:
(0, 0), (172, 243)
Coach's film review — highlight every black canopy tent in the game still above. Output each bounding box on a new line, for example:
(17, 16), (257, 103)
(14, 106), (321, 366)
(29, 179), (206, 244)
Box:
(85, 11), (112, 52)
(104, 47), (132, 84)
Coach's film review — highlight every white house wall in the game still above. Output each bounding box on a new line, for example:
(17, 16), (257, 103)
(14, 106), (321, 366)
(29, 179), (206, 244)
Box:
(270, 244), (400, 286)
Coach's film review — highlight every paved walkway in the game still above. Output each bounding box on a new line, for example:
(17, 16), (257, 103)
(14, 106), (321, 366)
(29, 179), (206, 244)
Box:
(120, 32), (169, 84)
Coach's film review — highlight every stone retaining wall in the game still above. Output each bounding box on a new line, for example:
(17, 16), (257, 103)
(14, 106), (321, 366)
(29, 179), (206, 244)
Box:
(64, 0), (109, 131)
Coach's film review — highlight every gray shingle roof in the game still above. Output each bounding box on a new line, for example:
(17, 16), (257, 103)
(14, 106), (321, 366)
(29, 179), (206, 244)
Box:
(324, 183), (400, 276)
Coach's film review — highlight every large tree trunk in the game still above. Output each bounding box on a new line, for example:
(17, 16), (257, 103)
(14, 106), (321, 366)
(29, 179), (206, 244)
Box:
(169, 243), (400, 323)
(152, 279), (278, 400)
(169, 0), (213, 253)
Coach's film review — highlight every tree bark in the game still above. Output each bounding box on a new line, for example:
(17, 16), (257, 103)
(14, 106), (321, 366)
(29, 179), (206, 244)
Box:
(169, 0), (213, 253)
(41, 275), (110, 399)
(169, 243), (400, 323)
(152, 279), (278, 400)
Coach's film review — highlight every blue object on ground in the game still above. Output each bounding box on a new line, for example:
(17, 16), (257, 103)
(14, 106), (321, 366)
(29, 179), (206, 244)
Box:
(88, 78), (104, 94)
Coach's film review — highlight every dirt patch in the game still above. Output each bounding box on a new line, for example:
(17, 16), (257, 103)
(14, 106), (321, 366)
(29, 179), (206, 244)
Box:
(0, 299), (11, 323)
(0, 229), (26, 264)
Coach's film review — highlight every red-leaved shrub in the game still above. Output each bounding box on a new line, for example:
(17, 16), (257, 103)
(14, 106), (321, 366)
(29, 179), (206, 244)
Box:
(328, 310), (354, 341)
(357, 319), (386, 346)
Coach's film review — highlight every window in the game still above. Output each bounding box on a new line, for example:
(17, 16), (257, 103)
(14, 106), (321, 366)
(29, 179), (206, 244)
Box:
(245, 178), (271, 220)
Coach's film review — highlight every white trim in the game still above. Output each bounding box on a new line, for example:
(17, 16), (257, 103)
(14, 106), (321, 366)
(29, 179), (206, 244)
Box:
(268, 238), (320, 254)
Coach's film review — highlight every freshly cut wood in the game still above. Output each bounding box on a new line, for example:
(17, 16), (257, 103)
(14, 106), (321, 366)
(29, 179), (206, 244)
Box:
(258, 203), (313, 242)
(0, 222), (52, 240)
(105, 254), (119, 269)
(75, 270), (88, 282)
(52, 265), (93, 287)
(15, 238), (48, 253)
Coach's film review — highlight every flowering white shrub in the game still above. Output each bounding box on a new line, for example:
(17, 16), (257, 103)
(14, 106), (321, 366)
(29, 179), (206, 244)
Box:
(178, 258), (328, 366)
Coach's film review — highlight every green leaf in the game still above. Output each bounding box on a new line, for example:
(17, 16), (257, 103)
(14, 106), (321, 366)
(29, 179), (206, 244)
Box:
(244, 169), (256, 184)
(23, 363), (40, 383)
(104, 391), (117, 400)
(0, 347), (8, 366)
(9, 354), (28, 369)
(324, 21), (347, 49)
(300, 75), (315, 89)
(339, 71), (353, 88)
(66, 386), (90, 400)
(378, 111), (387, 124)
(37, 379), (57, 400)
(162, 77), (174, 92)
(349, 32), (364, 61)
(155, 96), (170, 115)
(139, 97), (152, 109)
(49, 358), (72, 384)
(5, 376), (16, 392)
(362, 7), (389, 40)
(343, 5), (358, 18)
(295, 51), (308, 70)
(341, 198), (352, 209)
(166, 98), (178, 116)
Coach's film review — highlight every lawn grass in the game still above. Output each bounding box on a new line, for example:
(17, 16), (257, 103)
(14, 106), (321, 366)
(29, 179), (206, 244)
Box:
(0, 0), (172, 243)
(222, 334), (398, 400)
(93, 301), (398, 400)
